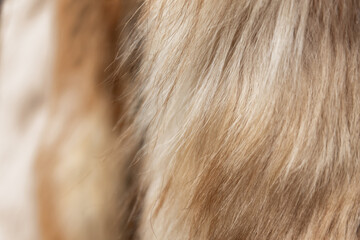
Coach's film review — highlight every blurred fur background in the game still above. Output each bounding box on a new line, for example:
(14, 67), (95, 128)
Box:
(0, 0), (359, 239)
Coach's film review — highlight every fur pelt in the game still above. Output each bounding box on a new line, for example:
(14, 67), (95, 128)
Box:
(124, 0), (360, 239)
(1, 0), (359, 239)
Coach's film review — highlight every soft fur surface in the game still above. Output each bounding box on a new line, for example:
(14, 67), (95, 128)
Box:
(124, 0), (360, 239)
(35, 0), (137, 239)
(1, 0), (360, 239)
(0, 0), (54, 239)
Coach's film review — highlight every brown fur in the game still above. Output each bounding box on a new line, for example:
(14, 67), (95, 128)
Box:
(35, 0), (137, 239)
(34, 0), (360, 239)
(123, 0), (360, 239)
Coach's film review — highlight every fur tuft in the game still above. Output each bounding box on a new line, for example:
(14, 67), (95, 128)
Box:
(121, 1), (360, 239)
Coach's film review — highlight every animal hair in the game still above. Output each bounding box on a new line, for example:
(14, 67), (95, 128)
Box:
(121, 0), (360, 239)
(29, 0), (360, 239)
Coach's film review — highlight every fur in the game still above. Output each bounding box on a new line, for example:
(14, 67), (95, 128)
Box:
(125, 0), (360, 239)
(1, 0), (360, 239)
(35, 0), (137, 239)
(0, 0), (55, 239)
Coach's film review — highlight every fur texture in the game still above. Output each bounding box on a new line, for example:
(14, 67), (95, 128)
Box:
(35, 0), (137, 239)
(1, 0), (360, 239)
(124, 0), (360, 239)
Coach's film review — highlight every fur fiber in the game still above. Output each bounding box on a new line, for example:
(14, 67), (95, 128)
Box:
(124, 0), (360, 239)
(1, 0), (360, 239)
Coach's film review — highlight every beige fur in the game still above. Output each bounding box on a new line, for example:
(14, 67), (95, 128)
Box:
(1, 0), (360, 239)
(35, 0), (138, 239)
(0, 0), (55, 239)
(122, 0), (360, 239)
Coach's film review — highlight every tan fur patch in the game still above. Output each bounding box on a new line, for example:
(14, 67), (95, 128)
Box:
(121, 1), (360, 239)
(6, 0), (359, 239)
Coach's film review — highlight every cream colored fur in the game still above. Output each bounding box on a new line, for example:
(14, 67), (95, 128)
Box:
(1, 0), (360, 240)
(125, 1), (360, 239)
(0, 0), (54, 239)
